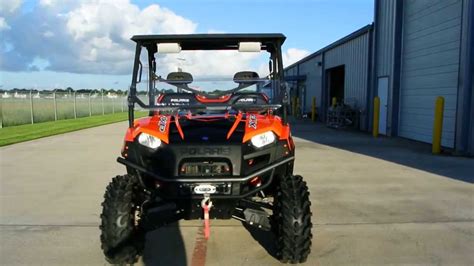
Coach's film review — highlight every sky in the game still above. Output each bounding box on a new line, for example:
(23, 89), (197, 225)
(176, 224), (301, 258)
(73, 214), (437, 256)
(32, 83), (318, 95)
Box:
(0, 0), (374, 90)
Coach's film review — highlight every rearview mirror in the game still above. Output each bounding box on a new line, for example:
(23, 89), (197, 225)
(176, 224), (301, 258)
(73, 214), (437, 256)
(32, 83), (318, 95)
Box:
(238, 42), (261, 52)
(166, 72), (193, 84)
(157, 43), (182, 53)
(233, 71), (259, 84)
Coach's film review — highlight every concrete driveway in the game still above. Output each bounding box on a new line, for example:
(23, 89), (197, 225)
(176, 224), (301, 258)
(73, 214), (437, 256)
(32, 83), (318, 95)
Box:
(1, 121), (473, 265)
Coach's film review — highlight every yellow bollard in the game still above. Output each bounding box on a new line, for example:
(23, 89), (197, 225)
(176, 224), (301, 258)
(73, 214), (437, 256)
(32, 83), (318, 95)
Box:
(372, 96), (380, 137)
(432, 96), (445, 154)
(332, 97), (337, 107)
(311, 97), (316, 122)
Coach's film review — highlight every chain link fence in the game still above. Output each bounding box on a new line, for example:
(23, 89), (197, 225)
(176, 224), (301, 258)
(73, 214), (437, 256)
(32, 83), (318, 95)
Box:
(0, 90), (129, 128)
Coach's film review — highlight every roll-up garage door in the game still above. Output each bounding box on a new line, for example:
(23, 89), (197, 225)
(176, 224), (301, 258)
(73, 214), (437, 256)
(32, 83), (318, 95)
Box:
(398, 0), (462, 147)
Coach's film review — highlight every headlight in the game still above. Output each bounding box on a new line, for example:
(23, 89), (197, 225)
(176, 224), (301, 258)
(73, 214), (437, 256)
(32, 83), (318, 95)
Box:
(138, 133), (162, 149)
(250, 131), (276, 148)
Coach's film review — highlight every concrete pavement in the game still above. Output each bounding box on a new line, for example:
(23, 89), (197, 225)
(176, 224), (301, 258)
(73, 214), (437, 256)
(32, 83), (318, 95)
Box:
(1, 121), (473, 265)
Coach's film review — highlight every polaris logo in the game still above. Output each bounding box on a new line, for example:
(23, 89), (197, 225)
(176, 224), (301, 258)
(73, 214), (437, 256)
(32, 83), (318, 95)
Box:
(180, 147), (231, 155)
(238, 98), (256, 103)
(170, 98), (190, 103)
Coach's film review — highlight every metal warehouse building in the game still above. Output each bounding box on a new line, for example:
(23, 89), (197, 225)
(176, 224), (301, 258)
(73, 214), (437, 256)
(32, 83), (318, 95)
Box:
(285, 0), (473, 156)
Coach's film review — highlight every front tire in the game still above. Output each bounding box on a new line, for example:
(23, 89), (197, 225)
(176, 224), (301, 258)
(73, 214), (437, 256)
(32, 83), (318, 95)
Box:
(273, 175), (313, 263)
(100, 175), (145, 265)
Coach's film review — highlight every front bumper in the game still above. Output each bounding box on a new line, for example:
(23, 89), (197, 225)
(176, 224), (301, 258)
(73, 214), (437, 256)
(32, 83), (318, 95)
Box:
(117, 156), (294, 199)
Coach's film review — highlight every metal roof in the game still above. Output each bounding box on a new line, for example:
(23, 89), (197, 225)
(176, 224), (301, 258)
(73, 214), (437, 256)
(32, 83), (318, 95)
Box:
(284, 24), (373, 70)
(131, 33), (286, 50)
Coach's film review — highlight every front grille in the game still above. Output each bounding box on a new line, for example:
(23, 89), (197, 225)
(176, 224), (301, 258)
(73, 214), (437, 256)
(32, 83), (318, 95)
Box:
(179, 160), (231, 176)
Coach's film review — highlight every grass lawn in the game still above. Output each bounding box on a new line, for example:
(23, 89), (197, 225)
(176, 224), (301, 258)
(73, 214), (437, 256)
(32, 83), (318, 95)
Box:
(0, 112), (146, 147)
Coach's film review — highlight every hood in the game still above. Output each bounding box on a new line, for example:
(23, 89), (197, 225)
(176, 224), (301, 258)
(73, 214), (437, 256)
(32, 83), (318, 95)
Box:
(127, 113), (290, 144)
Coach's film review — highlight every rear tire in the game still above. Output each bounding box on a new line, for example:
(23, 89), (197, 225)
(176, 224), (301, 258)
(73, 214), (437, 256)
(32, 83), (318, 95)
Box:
(100, 175), (145, 265)
(273, 175), (312, 263)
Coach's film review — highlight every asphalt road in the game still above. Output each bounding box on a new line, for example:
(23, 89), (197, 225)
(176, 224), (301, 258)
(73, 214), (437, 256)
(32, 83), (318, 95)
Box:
(1, 121), (473, 265)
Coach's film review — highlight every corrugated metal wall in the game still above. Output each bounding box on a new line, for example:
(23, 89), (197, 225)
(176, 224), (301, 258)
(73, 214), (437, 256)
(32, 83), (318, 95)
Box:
(284, 66), (298, 92)
(298, 55), (322, 112)
(285, 66), (297, 77)
(398, 0), (462, 148)
(325, 32), (371, 112)
(376, 0), (396, 77)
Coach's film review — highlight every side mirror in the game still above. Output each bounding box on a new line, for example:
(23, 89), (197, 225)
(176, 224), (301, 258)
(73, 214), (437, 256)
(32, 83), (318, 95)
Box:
(166, 72), (193, 84)
(233, 71), (259, 84)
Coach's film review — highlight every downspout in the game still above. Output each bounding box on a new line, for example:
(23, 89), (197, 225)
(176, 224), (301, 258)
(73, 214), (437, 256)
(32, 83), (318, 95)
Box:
(455, 0), (474, 156)
(391, 0), (404, 137)
(366, 23), (375, 131)
(369, 0), (379, 133)
(320, 52), (326, 122)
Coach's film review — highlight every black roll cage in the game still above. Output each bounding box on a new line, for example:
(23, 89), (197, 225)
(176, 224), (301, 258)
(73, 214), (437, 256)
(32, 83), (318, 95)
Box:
(127, 34), (288, 128)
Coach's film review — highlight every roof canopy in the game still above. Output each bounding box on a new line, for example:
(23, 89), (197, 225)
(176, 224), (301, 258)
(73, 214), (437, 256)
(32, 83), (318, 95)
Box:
(131, 33), (286, 51)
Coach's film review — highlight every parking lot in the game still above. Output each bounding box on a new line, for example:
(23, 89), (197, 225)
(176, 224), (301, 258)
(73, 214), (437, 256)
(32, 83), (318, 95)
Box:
(1, 121), (473, 265)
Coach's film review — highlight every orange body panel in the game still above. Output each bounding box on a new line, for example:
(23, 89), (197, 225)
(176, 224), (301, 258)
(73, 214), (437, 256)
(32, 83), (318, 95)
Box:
(243, 114), (290, 143)
(124, 113), (291, 145)
(174, 116), (185, 140)
(226, 112), (243, 139)
(124, 115), (172, 144)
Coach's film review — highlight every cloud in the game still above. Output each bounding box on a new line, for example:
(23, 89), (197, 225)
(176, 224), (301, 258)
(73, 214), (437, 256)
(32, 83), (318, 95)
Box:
(0, 0), (22, 32)
(1, 0), (309, 81)
(0, 17), (10, 31)
(39, 0), (60, 6)
(1, 0), (197, 74)
(282, 48), (310, 67)
(254, 48), (310, 77)
(0, 0), (23, 14)
(158, 51), (262, 78)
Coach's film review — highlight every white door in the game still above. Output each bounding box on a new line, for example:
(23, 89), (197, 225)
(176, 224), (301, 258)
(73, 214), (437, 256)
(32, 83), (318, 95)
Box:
(377, 77), (388, 135)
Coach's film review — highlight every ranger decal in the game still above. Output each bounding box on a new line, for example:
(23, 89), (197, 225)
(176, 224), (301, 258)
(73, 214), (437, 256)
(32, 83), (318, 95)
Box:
(158, 116), (168, 132)
(248, 114), (257, 129)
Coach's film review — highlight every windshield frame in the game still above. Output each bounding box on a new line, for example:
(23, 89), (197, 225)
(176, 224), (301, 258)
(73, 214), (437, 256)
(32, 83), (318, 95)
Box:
(127, 35), (287, 127)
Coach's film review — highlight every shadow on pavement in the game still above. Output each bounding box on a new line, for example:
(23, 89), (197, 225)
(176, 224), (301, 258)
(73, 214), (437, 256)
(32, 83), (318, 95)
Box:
(291, 120), (474, 184)
(142, 223), (187, 266)
(242, 223), (278, 259)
